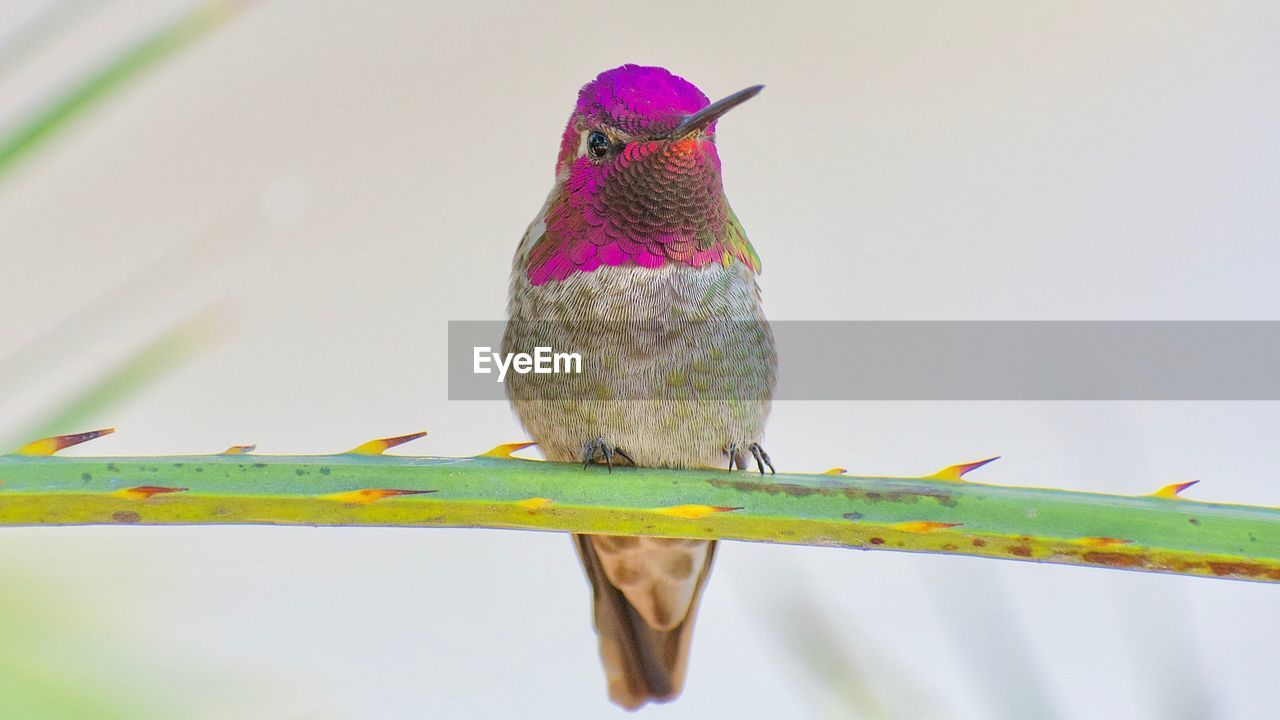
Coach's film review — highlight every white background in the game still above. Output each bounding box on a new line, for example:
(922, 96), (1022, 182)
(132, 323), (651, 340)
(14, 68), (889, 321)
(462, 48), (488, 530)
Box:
(1, 1), (1277, 718)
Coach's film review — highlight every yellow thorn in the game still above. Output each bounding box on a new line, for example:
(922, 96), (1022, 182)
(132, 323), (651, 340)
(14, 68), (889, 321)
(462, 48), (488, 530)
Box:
(480, 441), (537, 459)
(823, 467), (847, 476)
(324, 488), (436, 504)
(112, 485), (188, 500)
(515, 497), (553, 512)
(892, 520), (964, 534)
(1150, 480), (1199, 499)
(1072, 537), (1133, 548)
(651, 504), (743, 520)
(12, 428), (116, 456)
(346, 431), (428, 456)
(221, 444), (256, 455)
(924, 456), (1000, 482)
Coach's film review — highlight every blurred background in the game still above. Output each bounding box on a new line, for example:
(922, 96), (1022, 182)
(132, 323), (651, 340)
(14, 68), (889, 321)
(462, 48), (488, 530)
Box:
(1, 1), (1278, 718)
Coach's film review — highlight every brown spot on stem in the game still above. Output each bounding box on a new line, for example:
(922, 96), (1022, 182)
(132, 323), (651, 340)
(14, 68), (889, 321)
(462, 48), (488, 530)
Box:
(972, 538), (987, 547)
(707, 477), (956, 506)
(112, 511), (141, 524)
(1082, 551), (1144, 568)
(1009, 545), (1032, 557)
(1208, 562), (1265, 578)
(869, 537), (884, 545)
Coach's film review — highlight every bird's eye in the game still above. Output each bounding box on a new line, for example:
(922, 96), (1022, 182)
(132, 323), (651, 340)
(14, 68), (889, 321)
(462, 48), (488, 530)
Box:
(587, 131), (610, 159)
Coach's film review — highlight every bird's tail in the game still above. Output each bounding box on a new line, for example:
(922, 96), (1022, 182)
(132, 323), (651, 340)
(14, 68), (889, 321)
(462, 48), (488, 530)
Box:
(574, 534), (717, 710)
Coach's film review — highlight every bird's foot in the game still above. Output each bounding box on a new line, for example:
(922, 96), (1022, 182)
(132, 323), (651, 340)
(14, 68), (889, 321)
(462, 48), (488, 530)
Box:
(582, 437), (634, 472)
(749, 443), (776, 475)
(727, 442), (775, 475)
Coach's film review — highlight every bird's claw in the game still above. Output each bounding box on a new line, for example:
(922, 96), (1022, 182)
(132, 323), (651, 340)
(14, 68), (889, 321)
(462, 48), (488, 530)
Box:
(728, 442), (775, 475)
(749, 443), (775, 475)
(582, 437), (633, 472)
(614, 446), (635, 466)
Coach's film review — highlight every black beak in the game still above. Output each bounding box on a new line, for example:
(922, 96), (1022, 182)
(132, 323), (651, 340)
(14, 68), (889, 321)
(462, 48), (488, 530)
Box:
(667, 84), (763, 139)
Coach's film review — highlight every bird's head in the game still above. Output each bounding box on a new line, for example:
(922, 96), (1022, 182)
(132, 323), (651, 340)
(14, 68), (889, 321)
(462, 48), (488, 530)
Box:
(528, 65), (762, 285)
(554, 65), (760, 174)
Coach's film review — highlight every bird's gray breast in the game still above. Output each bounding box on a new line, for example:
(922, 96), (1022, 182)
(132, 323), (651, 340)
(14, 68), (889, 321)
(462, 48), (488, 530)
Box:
(503, 262), (774, 468)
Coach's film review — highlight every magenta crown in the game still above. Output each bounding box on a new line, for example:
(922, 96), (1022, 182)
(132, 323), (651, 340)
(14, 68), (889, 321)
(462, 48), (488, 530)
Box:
(576, 64), (711, 135)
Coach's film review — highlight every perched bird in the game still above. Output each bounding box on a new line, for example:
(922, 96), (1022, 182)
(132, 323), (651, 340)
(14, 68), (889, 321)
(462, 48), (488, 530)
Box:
(503, 64), (775, 709)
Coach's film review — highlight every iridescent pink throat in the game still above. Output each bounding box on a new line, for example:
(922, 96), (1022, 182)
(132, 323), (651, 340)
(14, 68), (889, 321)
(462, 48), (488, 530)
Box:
(527, 137), (757, 285)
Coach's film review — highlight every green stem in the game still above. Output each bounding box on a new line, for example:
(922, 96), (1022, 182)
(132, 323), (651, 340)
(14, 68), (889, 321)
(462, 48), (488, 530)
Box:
(1, 451), (1277, 584)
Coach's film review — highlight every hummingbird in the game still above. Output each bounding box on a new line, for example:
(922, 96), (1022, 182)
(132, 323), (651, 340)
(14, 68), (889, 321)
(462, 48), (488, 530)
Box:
(502, 64), (776, 709)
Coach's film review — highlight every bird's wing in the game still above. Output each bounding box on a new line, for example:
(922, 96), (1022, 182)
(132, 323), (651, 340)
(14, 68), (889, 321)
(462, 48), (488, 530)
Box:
(721, 201), (761, 274)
